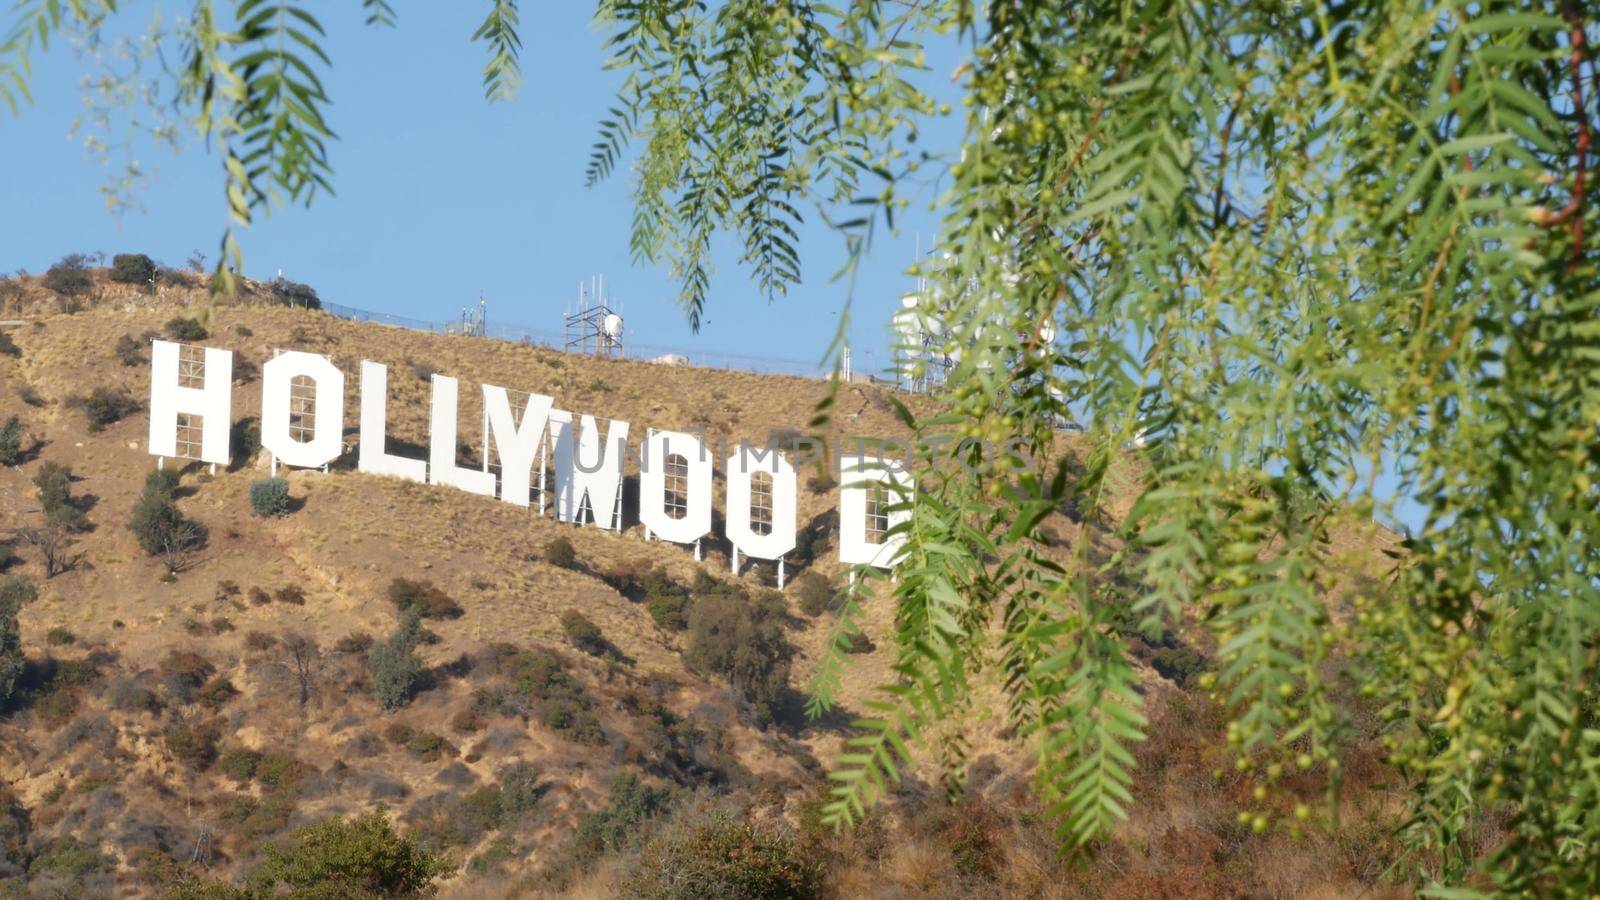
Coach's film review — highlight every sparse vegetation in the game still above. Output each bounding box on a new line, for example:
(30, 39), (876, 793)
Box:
(249, 477), (291, 517)
(71, 386), (141, 431)
(386, 578), (462, 619)
(0, 331), (19, 358)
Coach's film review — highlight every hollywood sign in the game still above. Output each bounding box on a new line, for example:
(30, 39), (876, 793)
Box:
(145, 341), (910, 584)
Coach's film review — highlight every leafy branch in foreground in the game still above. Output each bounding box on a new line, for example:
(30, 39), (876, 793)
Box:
(599, 0), (1600, 892)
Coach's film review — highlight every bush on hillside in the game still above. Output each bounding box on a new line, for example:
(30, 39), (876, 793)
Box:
(369, 612), (423, 713)
(574, 774), (677, 863)
(560, 610), (606, 657)
(249, 477), (291, 517)
(129, 471), (206, 572)
(33, 462), (87, 531)
(41, 254), (92, 298)
(267, 278), (321, 310)
(623, 809), (823, 900)
(1150, 646), (1207, 687)
(114, 333), (145, 366)
(0, 576), (34, 708)
(684, 576), (795, 726)
(0, 416), (24, 466)
(251, 811), (450, 896)
(109, 253), (156, 286)
(0, 332), (19, 358)
(793, 572), (835, 617)
(386, 578), (463, 620)
(543, 536), (577, 569)
(165, 317), (208, 342)
(71, 386), (141, 431)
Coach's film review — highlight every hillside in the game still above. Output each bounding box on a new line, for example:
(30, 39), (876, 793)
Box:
(0, 265), (1409, 899)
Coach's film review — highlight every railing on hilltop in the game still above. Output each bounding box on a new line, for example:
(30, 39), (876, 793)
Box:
(320, 301), (827, 380)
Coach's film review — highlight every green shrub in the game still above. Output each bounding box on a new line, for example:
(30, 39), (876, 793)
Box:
(72, 385), (141, 431)
(0, 415), (23, 466)
(266, 278), (321, 310)
(33, 462), (86, 531)
(110, 253), (157, 285)
(114, 333), (145, 366)
(165, 316), (208, 342)
(249, 477), (291, 517)
(684, 578), (795, 726)
(41, 253), (92, 298)
(197, 676), (238, 709)
(647, 591), (692, 631)
(44, 627), (73, 646)
(218, 747), (261, 783)
(560, 610), (606, 656)
(129, 471), (205, 570)
(164, 722), (219, 769)
(369, 612), (423, 713)
(543, 536), (577, 569)
(386, 578), (463, 619)
(1149, 646), (1207, 687)
(793, 572), (834, 617)
(251, 811), (450, 897)
(623, 810), (822, 900)
(0, 332), (16, 359)
(0, 576), (32, 707)
(334, 631), (374, 653)
(574, 774), (676, 862)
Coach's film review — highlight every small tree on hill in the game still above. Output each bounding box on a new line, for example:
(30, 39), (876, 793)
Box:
(109, 254), (156, 287)
(40, 253), (92, 301)
(129, 470), (205, 574)
(369, 611), (422, 713)
(0, 417), (24, 466)
(0, 576), (37, 707)
(278, 633), (322, 708)
(32, 463), (87, 532)
(165, 317), (208, 342)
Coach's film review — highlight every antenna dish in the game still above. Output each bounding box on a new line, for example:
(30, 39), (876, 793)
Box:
(900, 292), (920, 309)
(602, 313), (624, 337)
(1038, 322), (1056, 344)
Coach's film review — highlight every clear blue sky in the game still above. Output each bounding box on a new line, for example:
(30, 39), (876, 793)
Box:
(2, 4), (962, 373)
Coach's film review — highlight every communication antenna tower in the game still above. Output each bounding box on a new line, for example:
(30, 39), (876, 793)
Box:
(564, 275), (624, 356)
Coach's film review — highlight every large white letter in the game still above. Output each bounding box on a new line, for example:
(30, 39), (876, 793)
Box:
(261, 351), (343, 469)
(549, 410), (629, 529)
(147, 340), (233, 465)
(483, 385), (554, 507)
(639, 429), (712, 545)
(725, 445), (797, 560)
(839, 453), (912, 568)
(358, 361), (427, 483)
(428, 374), (495, 497)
